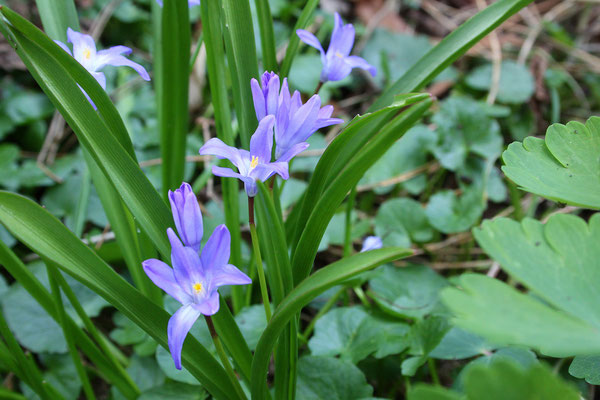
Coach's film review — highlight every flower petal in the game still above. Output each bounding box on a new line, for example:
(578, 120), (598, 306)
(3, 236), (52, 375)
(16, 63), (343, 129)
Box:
(266, 73), (280, 117)
(212, 264), (251, 288)
(296, 29), (325, 56)
(169, 183), (203, 251)
(142, 259), (192, 304)
(201, 225), (230, 271)
(95, 47), (150, 81)
(360, 236), (383, 252)
(67, 28), (97, 67)
(195, 291), (221, 316)
(252, 161), (289, 182)
(168, 228), (203, 290)
(328, 13), (355, 57)
(325, 55), (352, 81)
(251, 78), (266, 121)
(200, 138), (245, 171)
(91, 72), (107, 90)
(345, 55), (377, 77)
(276, 142), (310, 163)
(167, 304), (202, 369)
(249, 115), (276, 164)
(286, 95), (321, 144)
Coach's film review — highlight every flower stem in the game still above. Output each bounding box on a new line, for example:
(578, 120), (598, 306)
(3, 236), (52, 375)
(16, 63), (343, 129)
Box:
(205, 316), (247, 400)
(315, 80), (324, 95)
(248, 197), (272, 321)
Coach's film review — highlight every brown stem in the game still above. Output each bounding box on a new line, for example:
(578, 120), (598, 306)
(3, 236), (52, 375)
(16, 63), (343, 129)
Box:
(315, 80), (324, 95)
(204, 315), (218, 339)
(248, 196), (255, 226)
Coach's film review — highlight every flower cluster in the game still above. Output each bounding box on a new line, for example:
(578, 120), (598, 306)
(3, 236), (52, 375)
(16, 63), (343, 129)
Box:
(55, 28), (150, 108)
(143, 183), (251, 369)
(200, 70), (344, 196)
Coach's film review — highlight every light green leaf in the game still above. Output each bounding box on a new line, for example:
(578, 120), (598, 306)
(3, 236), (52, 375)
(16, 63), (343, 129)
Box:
(569, 355), (600, 384)
(4, 91), (53, 126)
(156, 347), (200, 386)
(112, 355), (166, 400)
(430, 327), (496, 360)
(21, 354), (81, 400)
(369, 265), (448, 319)
(308, 306), (409, 363)
(296, 356), (373, 400)
(376, 198), (434, 248)
(502, 117), (600, 209)
(402, 316), (450, 376)
(408, 385), (462, 400)
(465, 61), (534, 104)
(442, 274), (600, 357)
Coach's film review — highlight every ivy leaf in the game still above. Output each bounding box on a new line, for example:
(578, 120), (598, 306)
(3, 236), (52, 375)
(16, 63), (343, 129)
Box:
(296, 356), (373, 400)
(375, 198), (434, 247)
(465, 61), (535, 104)
(369, 265), (448, 320)
(431, 97), (503, 171)
(308, 306), (410, 363)
(425, 186), (485, 234)
(568, 355), (600, 385)
(502, 117), (600, 209)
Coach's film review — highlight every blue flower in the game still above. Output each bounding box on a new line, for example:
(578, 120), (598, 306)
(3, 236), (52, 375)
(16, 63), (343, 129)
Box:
(143, 190), (251, 370)
(168, 183), (203, 252)
(199, 115), (289, 197)
(297, 13), (376, 82)
(55, 28), (150, 108)
(251, 71), (343, 161)
(360, 236), (383, 252)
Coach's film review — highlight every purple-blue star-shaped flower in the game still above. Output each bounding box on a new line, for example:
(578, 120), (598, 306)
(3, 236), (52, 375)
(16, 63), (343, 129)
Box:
(251, 71), (343, 161)
(199, 115), (289, 197)
(168, 183), (203, 252)
(156, 0), (200, 7)
(143, 185), (251, 370)
(360, 236), (383, 252)
(297, 13), (376, 83)
(55, 28), (150, 108)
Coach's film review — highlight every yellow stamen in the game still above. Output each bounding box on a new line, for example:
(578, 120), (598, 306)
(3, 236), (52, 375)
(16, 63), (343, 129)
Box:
(335, 51), (344, 58)
(250, 156), (259, 170)
(83, 48), (91, 60)
(193, 283), (202, 294)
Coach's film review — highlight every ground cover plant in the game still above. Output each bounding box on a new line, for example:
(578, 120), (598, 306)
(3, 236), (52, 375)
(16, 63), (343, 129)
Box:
(0, 0), (599, 398)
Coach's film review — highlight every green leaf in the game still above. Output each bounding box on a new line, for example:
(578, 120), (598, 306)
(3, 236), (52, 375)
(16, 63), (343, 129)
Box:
(254, 0), (277, 71)
(375, 198), (434, 248)
(502, 117), (600, 209)
(156, 347), (201, 386)
(251, 248), (412, 398)
(431, 97), (502, 171)
(279, 0), (319, 77)
(402, 316), (450, 376)
(158, 0), (190, 197)
(465, 61), (534, 104)
(20, 354), (81, 400)
(568, 355), (600, 384)
(295, 356), (373, 400)
(370, 0), (534, 111)
(222, 0), (259, 147)
(4, 91), (54, 126)
(34, 0), (79, 42)
(442, 274), (600, 357)
(112, 355), (166, 400)
(425, 186), (485, 234)
(430, 327), (497, 360)
(408, 385), (462, 400)
(368, 265), (448, 320)
(308, 306), (409, 363)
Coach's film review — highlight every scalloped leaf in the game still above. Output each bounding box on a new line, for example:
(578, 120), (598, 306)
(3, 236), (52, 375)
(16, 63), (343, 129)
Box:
(442, 214), (600, 357)
(502, 117), (600, 209)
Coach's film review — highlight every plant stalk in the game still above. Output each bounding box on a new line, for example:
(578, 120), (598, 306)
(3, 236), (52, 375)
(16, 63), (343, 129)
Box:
(248, 196), (272, 321)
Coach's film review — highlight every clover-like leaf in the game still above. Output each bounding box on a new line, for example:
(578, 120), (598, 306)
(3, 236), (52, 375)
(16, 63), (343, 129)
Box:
(502, 117), (600, 209)
(568, 355), (600, 385)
